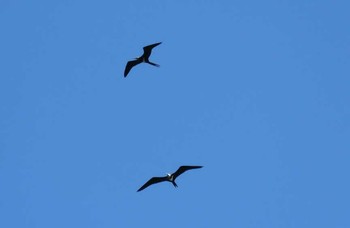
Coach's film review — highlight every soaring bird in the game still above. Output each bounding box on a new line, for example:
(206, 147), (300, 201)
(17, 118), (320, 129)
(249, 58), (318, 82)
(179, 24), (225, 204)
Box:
(137, 165), (203, 192)
(124, 42), (162, 77)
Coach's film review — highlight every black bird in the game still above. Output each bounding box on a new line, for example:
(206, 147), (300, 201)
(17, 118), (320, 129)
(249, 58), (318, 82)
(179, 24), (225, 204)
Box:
(124, 42), (162, 77)
(137, 165), (203, 192)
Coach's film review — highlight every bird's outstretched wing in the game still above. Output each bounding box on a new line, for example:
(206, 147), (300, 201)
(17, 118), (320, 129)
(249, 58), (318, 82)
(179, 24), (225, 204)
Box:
(124, 59), (142, 77)
(143, 42), (162, 58)
(137, 176), (167, 192)
(172, 166), (203, 180)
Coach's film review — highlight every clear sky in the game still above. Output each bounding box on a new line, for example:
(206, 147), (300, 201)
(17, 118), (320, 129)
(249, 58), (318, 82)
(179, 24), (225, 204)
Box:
(1, 0), (349, 227)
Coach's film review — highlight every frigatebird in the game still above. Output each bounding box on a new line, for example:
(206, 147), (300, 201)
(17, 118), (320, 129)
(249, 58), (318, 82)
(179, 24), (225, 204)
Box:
(137, 165), (203, 192)
(124, 42), (162, 77)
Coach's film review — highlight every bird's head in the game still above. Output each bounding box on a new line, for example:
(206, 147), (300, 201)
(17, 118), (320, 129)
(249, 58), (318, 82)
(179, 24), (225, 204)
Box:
(166, 173), (171, 177)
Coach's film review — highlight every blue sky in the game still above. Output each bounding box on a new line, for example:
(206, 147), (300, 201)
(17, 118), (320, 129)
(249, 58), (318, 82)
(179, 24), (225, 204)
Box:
(1, 0), (349, 227)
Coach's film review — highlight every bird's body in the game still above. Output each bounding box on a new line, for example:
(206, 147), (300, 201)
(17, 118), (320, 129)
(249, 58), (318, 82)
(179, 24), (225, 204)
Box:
(124, 42), (162, 77)
(137, 165), (203, 192)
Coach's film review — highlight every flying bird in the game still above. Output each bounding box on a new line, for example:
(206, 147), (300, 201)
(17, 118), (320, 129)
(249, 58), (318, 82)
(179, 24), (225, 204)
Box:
(124, 42), (162, 77)
(137, 165), (203, 192)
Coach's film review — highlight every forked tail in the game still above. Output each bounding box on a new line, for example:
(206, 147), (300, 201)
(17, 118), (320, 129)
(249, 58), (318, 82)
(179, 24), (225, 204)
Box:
(147, 61), (160, 67)
(172, 181), (178, 188)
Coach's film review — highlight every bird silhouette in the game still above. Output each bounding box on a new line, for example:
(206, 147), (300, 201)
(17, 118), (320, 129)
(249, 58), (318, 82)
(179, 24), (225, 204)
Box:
(137, 166), (203, 192)
(124, 42), (162, 77)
